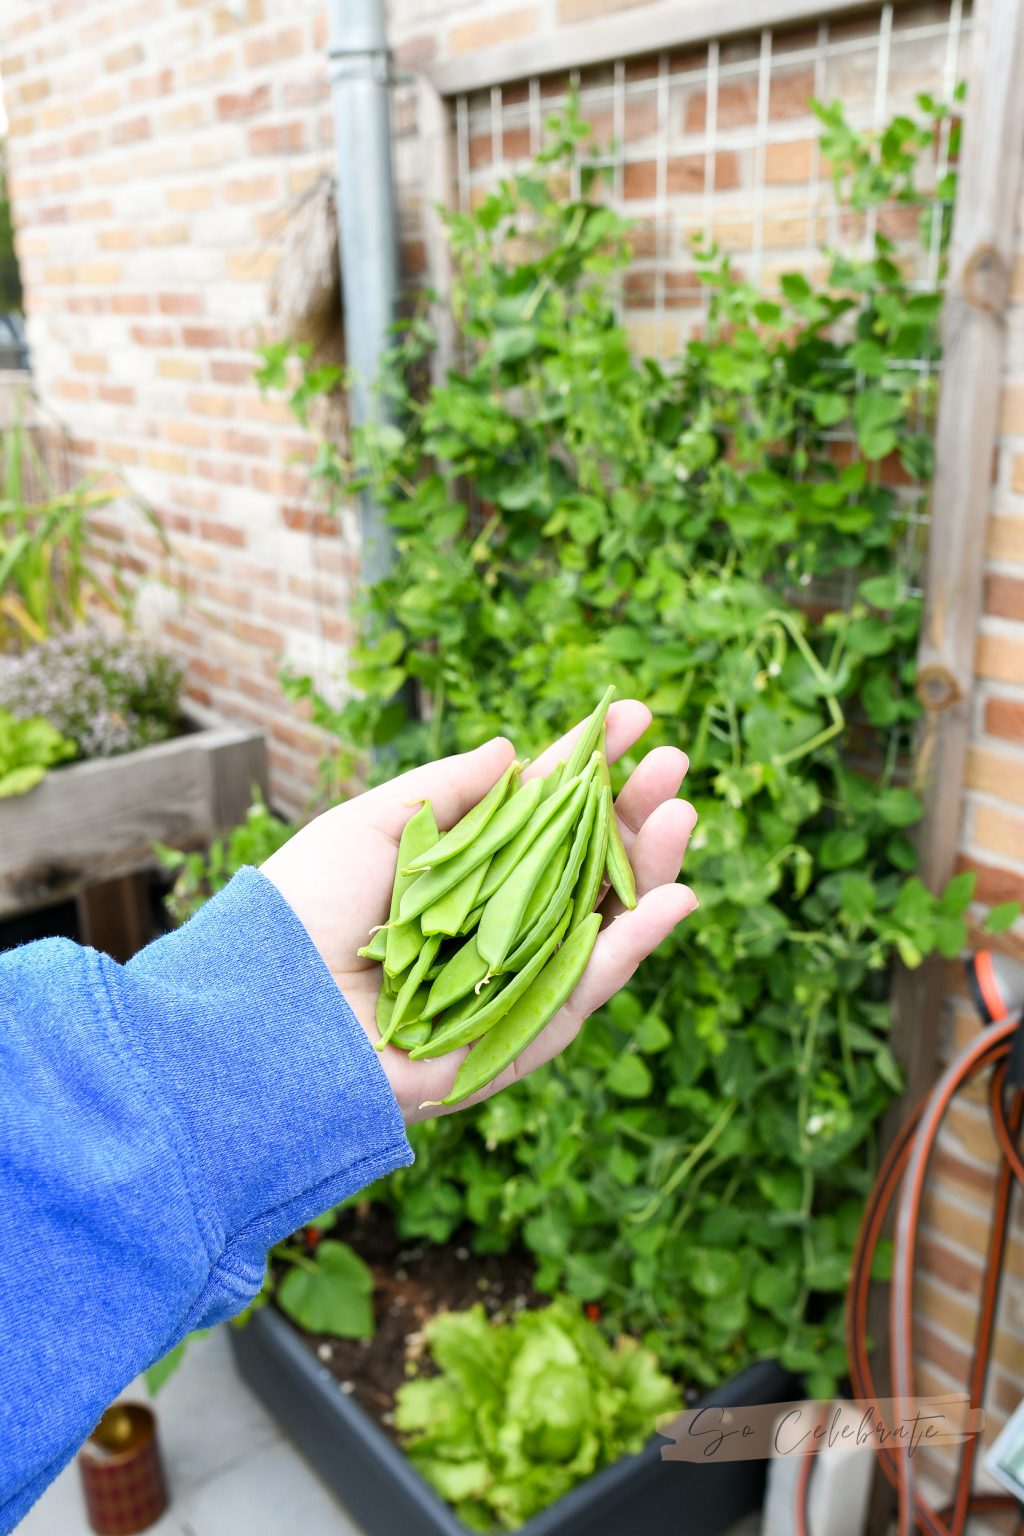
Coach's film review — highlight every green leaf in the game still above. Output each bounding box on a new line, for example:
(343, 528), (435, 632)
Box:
(820, 829), (868, 870)
(986, 901), (1021, 934)
(876, 788), (923, 827)
(606, 1054), (653, 1098)
(853, 389), (903, 459)
(276, 1241), (375, 1339)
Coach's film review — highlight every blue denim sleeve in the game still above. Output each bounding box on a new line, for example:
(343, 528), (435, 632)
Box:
(0, 866), (412, 1532)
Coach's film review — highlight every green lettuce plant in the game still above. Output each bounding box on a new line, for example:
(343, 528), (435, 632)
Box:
(0, 707), (74, 797)
(395, 1301), (679, 1531)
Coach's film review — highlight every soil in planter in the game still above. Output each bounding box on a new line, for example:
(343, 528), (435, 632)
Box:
(275, 1204), (543, 1446)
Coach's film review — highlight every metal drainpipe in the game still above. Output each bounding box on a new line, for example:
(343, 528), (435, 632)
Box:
(326, 0), (399, 589)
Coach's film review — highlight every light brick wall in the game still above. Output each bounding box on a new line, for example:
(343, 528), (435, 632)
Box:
(1, 0), (354, 810)
(7, 0), (1024, 1504)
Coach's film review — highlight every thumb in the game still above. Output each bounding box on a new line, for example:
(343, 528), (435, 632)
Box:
(365, 736), (517, 837)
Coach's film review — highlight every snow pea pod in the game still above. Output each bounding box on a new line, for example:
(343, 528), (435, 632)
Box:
(402, 760), (521, 871)
(392, 1017), (432, 1051)
(378, 933), (441, 1049)
(561, 684), (616, 784)
(475, 769), (584, 907)
(357, 926), (388, 962)
(398, 778), (544, 923)
(422, 933), (491, 1019)
(438, 913), (601, 1105)
(476, 758), (597, 972)
(420, 854), (492, 937)
(599, 724), (637, 910)
(410, 906), (571, 1060)
(505, 778), (599, 971)
(571, 783), (611, 928)
(517, 836), (570, 934)
(383, 800), (440, 977)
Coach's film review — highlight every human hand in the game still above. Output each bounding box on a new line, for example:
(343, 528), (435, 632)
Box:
(262, 700), (697, 1122)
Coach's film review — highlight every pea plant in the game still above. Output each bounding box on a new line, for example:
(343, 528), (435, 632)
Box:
(265, 94), (1014, 1396)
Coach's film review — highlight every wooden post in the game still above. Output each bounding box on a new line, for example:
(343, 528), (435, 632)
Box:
(891, 0), (1024, 1107)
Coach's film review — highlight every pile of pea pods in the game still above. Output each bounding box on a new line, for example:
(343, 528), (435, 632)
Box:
(358, 686), (636, 1105)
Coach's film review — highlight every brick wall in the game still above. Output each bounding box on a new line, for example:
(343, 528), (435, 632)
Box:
(7, 0), (1024, 1513)
(0, 0), (355, 811)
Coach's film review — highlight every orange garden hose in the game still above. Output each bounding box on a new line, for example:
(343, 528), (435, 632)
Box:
(797, 983), (1024, 1536)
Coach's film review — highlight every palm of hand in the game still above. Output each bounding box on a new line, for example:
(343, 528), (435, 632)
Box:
(262, 700), (697, 1122)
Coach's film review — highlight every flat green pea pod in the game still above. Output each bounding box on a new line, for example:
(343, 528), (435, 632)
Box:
(476, 759), (596, 972)
(436, 913), (601, 1106)
(458, 903), (485, 936)
(420, 854), (492, 938)
(411, 906), (572, 1060)
(357, 926), (388, 963)
(376, 987), (395, 1036)
(572, 783), (612, 928)
(422, 971), (512, 1040)
(505, 778), (599, 971)
(377, 933), (441, 1049)
(516, 836), (570, 936)
(475, 769), (584, 906)
(560, 684), (616, 783)
(402, 760), (521, 872)
(398, 778), (544, 923)
(383, 800), (440, 976)
(599, 724), (637, 910)
(392, 1017), (432, 1051)
(422, 933), (492, 1019)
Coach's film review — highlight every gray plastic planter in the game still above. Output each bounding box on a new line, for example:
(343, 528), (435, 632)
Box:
(229, 1305), (796, 1536)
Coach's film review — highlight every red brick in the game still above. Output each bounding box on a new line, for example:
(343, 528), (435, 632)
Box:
(199, 518), (246, 547)
(98, 383), (136, 406)
(986, 697), (1024, 742)
(131, 323), (175, 346)
(157, 292), (204, 315)
(195, 459), (246, 486)
(232, 617), (283, 648)
(211, 359), (255, 385)
(201, 579), (252, 612)
(623, 151), (739, 199)
(112, 115), (151, 145)
(280, 504), (340, 537)
(110, 293), (150, 314)
(218, 428), (266, 457)
(181, 325), (232, 349)
(248, 122), (306, 155)
(986, 572), (1024, 621)
(216, 85), (271, 119)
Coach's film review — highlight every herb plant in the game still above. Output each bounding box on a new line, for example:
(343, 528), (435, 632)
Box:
(395, 1300), (679, 1531)
(0, 627), (183, 762)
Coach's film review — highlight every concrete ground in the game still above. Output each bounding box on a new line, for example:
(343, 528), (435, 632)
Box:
(19, 1326), (765, 1536)
(20, 1328), (361, 1536)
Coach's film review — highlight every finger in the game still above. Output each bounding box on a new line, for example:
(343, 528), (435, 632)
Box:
(524, 699), (652, 782)
(361, 736), (517, 840)
(511, 883), (698, 1078)
(601, 795), (697, 922)
(613, 746), (689, 841)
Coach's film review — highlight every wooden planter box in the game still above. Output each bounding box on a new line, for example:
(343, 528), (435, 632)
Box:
(0, 703), (267, 954)
(229, 1305), (796, 1536)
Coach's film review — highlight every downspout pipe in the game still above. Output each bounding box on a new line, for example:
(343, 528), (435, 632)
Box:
(326, 0), (399, 588)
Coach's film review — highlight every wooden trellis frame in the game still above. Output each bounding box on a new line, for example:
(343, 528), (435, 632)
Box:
(415, 0), (1024, 1105)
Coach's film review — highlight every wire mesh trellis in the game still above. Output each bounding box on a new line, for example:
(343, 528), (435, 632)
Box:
(443, 0), (973, 599)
